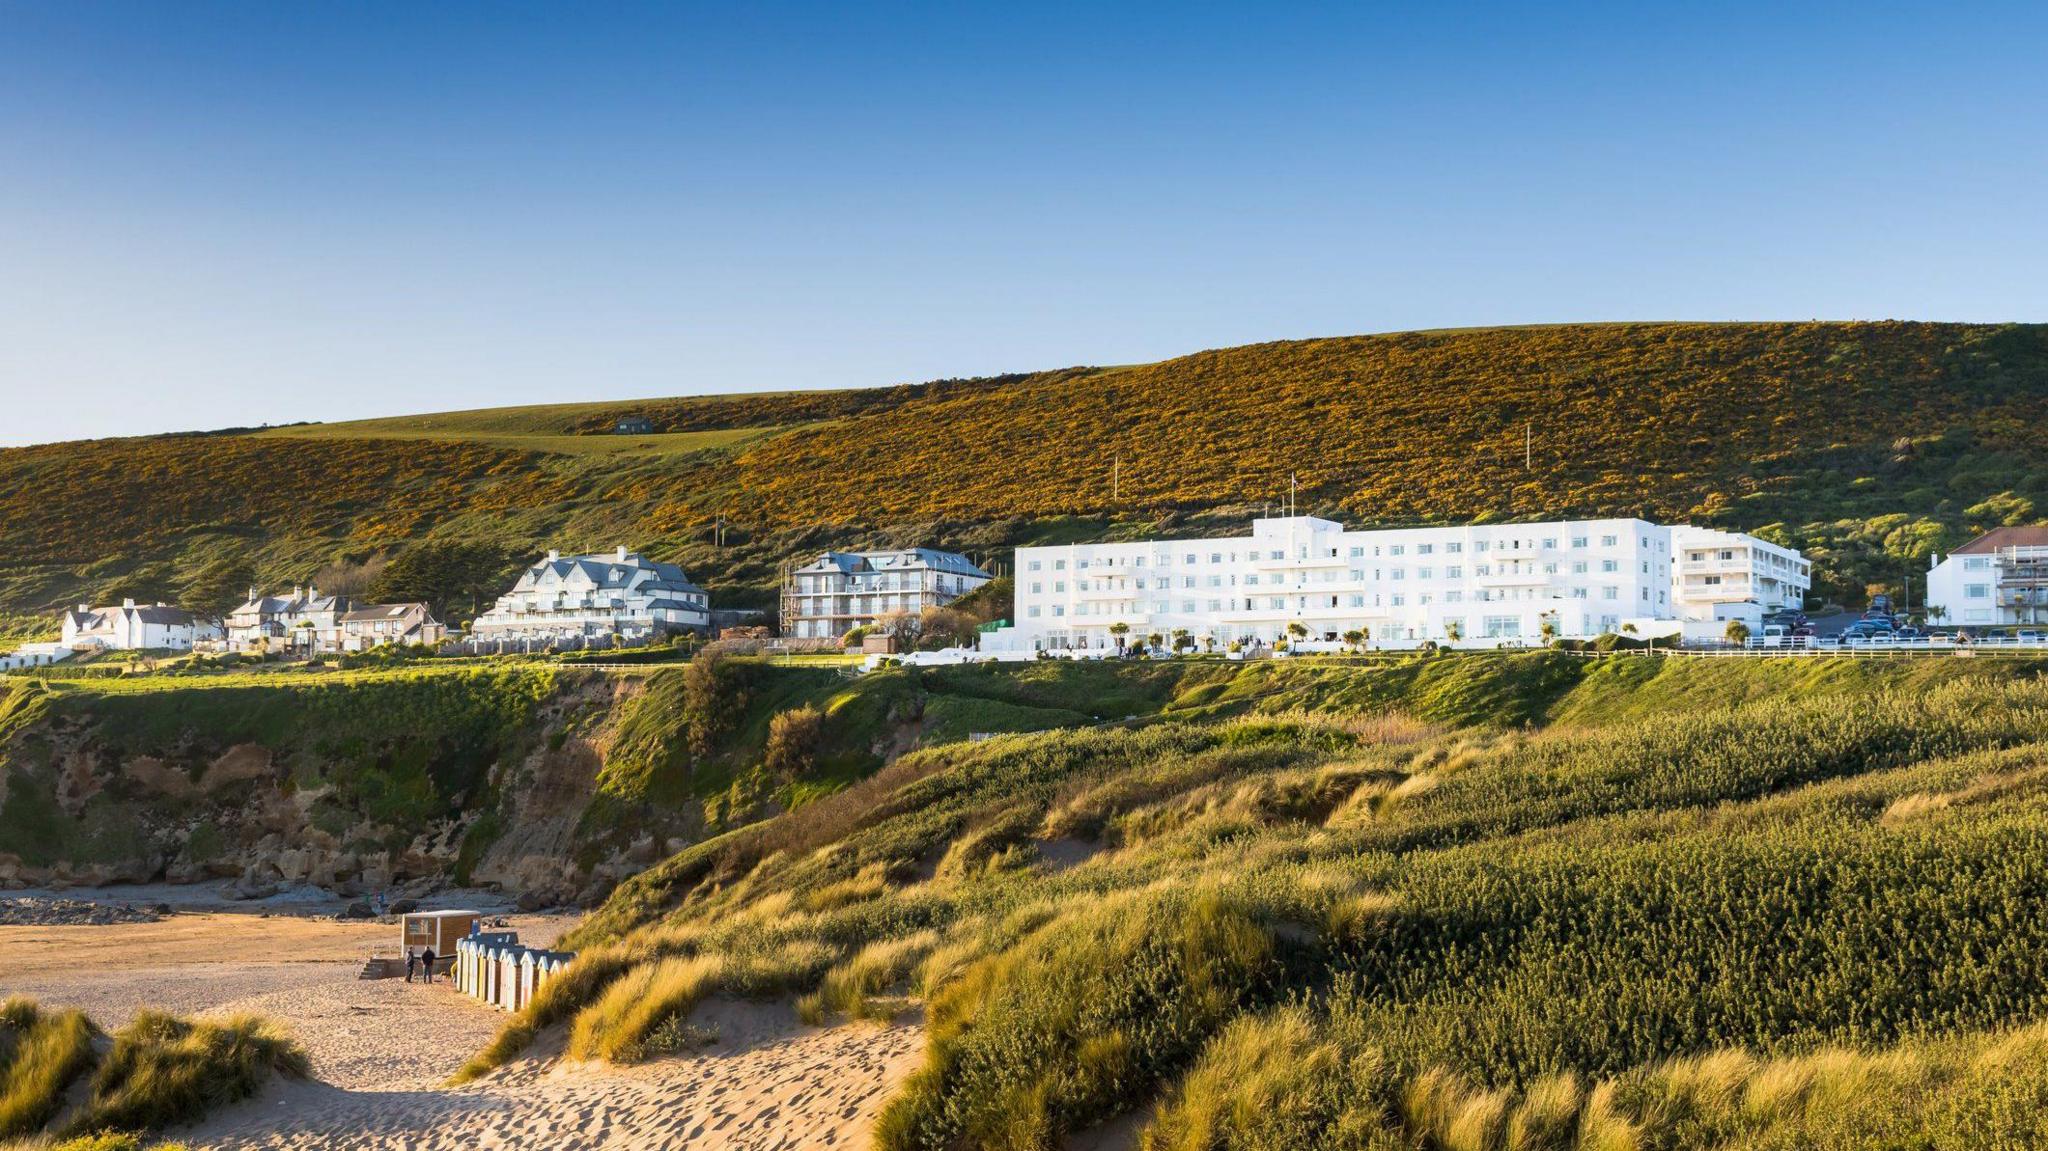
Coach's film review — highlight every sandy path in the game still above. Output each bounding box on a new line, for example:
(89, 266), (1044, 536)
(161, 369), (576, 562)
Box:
(0, 906), (927, 1149)
(185, 1000), (925, 1151)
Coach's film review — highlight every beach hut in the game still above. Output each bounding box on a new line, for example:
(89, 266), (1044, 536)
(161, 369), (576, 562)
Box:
(518, 951), (539, 1011)
(399, 910), (480, 974)
(497, 949), (522, 1011)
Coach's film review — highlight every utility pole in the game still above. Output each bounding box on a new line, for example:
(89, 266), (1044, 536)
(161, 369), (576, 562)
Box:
(1113, 454), (1120, 501)
(1525, 424), (1533, 470)
(1290, 472), (1297, 518)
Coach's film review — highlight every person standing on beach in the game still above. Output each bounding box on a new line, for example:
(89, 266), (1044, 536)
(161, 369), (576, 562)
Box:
(421, 946), (436, 984)
(405, 950), (418, 983)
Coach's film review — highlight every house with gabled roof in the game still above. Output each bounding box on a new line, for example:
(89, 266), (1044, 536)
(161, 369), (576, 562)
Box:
(469, 546), (710, 643)
(59, 599), (220, 651)
(1926, 526), (2048, 627)
(338, 602), (446, 651)
(224, 585), (353, 653)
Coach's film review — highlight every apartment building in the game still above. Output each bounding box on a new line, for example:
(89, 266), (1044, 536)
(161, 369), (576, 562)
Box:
(781, 548), (992, 640)
(1669, 526), (1812, 622)
(1926, 527), (2048, 626)
(1000, 516), (1808, 652)
(469, 547), (710, 643)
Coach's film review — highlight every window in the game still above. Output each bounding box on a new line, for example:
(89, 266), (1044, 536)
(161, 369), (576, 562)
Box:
(1601, 535), (1618, 547)
(1966, 584), (1991, 599)
(1390, 545), (1405, 556)
(1419, 593), (1433, 605)
(1483, 616), (1522, 638)
(1542, 538), (1556, 549)
(1418, 543), (1434, 555)
(1391, 594), (1405, 607)
(1475, 540), (1490, 552)
(1183, 576), (1196, 588)
(1183, 601), (1196, 613)
(1571, 536), (1587, 548)
(1446, 590), (1463, 603)
(1269, 550), (1284, 560)
(1391, 569), (1406, 581)
(1270, 597), (1287, 609)
(1209, 599), (1222, 611)
(1027, 560), (1042, 572)
(1027, 606), (1041, 618)
(1419, 566), (1433, 579)
(1349, 546), (1365, 557)
(1054, 560), (1067, 571)
(1603, 587), (1618, 600)
(1964, 557), (1991, 571)
(1571, 588), (1588, 599)
(1054, 581), (1066, 593)
(1077, 559), (1089, 570)
(1030, 582), (1043, 594)
(1448, 565), (1463, 579)
(1348, 594), (1365, 607)
(1210, 553), (1223, 563)
(1446, 542), (1463, 554)
(1602, 559), (1619, 573)
(1572, 561), (1587, 574)
(1246, 574), (1260, 586)
(1052, 606), (1065, 617)
(1208, 576), (1222, 588)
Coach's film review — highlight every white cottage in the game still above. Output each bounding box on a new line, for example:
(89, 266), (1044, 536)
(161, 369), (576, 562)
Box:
(60, 600), (219, 652)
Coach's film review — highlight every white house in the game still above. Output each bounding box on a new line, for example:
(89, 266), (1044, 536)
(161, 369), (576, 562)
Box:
(995, 515), (1809, 653)
(60, 600), (220, 651)
(1926, 527), (2048, 627)
(337, 602), (446, 651)
(780, 548), (993, 640)
(469, 547), (710, 643)
(1669, 526), (1812, 627)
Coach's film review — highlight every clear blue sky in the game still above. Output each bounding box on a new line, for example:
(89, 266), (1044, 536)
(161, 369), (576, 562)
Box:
(2, 2), (2044, 447)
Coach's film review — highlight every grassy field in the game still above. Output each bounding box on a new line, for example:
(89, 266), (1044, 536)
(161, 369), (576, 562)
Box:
(465, 653), (2048, 1149)
(256, 418), (782, 458)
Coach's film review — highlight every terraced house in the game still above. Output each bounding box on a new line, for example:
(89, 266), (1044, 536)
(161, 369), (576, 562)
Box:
(1002, 515), (1809, 652)
(780, 548), (992, 639)
(469, 546), (710, 643)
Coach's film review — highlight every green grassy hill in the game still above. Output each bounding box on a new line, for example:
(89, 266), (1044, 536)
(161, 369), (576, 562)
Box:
(480, 652), (2048, 1149)
(3, 321), (2046, 640)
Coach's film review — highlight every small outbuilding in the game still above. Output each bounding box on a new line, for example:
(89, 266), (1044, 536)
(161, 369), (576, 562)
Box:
(400, 909), (480, 968)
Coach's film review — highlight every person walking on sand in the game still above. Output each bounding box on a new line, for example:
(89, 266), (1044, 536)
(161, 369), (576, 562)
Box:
(421, 946), (436, 984)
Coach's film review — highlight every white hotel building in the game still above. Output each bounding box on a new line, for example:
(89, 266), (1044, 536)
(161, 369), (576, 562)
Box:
(1002, 516), (1808, 651)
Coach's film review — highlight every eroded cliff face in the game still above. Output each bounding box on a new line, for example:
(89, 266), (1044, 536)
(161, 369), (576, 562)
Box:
(0, 671), (699, 904)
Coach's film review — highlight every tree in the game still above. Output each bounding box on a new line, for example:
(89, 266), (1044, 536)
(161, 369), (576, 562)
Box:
(684, 649), (752, 759)
(1342, 629), (1365, 652)
(917, 606), (977, 650)
(875, 611), (921, 652)
(1724, 619), (1752, 646)
(1443, 619), (1463, 644)
(1539, 614), (1559, 644)
(369, 541), (525, 623)
(1108, 621), (1131, 653)
(763, 705), (824, 780)
(1172, 628), (1195, 654)
(1287, 622), (1309, 644)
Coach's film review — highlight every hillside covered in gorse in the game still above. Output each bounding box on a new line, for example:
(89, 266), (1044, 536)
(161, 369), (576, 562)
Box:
(4, 321), (2045, 637)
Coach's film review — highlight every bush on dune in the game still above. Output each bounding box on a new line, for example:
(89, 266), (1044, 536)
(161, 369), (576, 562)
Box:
(61, 1012), (307, 1139)
(0, 999), (97, 1139)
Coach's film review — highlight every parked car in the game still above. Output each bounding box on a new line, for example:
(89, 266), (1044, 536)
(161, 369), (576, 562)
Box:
(2020, 630), (2048, 644)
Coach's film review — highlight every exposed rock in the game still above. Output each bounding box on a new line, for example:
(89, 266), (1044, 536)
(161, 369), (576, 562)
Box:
(0, 897), (162, 926)
(201, 743), (276, 792)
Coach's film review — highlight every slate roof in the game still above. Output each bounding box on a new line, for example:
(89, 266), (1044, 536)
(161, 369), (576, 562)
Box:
(792, 548), (990, 579)
(1954, 527), (2048, 554)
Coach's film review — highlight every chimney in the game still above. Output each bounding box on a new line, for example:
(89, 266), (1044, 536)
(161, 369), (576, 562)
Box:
(292, 585), (303, 600)
(78, 603), (90, 613)
(122, 597), (135, 608)
(248, 586), (257, 603)
(547, 549), (560, 562)
(616, 545), (629, 562)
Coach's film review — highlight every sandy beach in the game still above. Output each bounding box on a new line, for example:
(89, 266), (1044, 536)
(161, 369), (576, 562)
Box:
(0, 893), (924, 1150)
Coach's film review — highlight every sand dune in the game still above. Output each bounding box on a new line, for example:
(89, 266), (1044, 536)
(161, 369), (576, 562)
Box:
(186, 999), (923, 1151)
(0, 903), (923, 1150)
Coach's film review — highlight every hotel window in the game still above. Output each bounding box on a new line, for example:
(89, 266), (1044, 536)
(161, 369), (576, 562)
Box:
(1477, 564), (1491, 576)
(1208, 576), (1222, 588)
(1391, 594), (1405, 607)
(1184, 553), (1198, 565)
(1391, 569), (1405, 580)
(1269, 550), (1284, 560)
(1571, 536), (1588, 548)
(1542, 538), (1556, 549)
(1448, 565), (1463, 579)
(1483, 616), (1521, 638)
(1966, 584), (1991, 599)
(1445, 590), (1464, 604)
(1030, 582), (1043, 594)
(1571, 588), (1588, 599)
(1210, 553), (1223, 563)
(1270, 597), (1287, 609)
(1349, 546), (1365, 557)
(1603, 587), (1618, 600)
(1601, 535), (1618, 547)
(1390, 545), (1405, 556)
(1052, 606), (1065, 616)
(1183, 577), (1196, 588)
(1055, 560), (1067, 570)
(1134, 557), (1146, 567)
(1418, 544), (1434, 555)
(1641, 588), (1650, 601)
(1419, 566), (1433, 579)
(1419, 593), (1433, 605)
(1209, 599), (1222, 611)
(1054, 581), (1066, 593)
(1028, 606), (1042, 618)
(1475, 541), (1490, 552)
(1246, 574), (1260, 586)
(1027, 560), (1042, 572)
(1182, 601), (1196, 613)
(1348, 594), (1365, 607)
(1446, 542), (1463, 554)
(1573, 561), (1587, 574)
(1543, 563), (1558, 574)
(1077, 560), (1089, 570)
(1964, 557), (1991, 571)
(1602, 560), (1619, 573)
